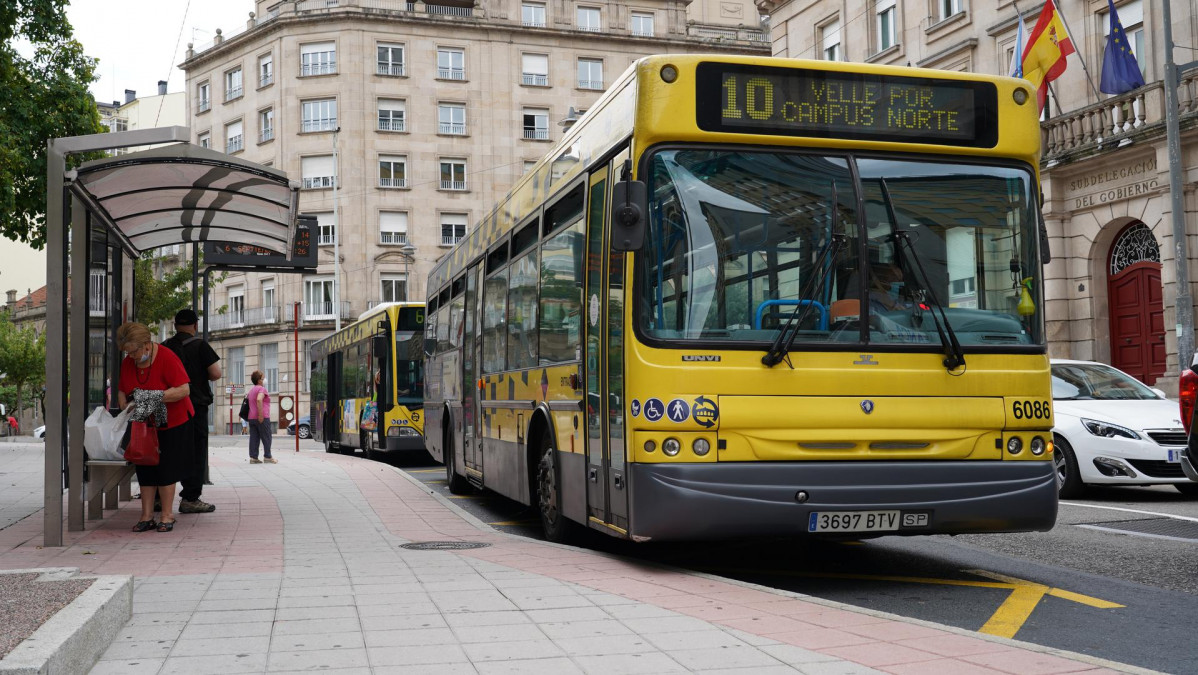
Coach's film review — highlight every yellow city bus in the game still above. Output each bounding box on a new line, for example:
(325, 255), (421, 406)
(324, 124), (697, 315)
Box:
(422, 54), (1056, 542)
(311, 302), (425, 459)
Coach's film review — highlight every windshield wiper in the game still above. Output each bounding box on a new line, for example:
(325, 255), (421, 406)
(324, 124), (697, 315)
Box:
(880, 180), (965, 373)
(763, 185), (845, 368)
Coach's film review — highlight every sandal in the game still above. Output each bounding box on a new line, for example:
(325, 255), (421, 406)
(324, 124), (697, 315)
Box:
(132, 520), (156, 532)
(156, 519), (176, 532)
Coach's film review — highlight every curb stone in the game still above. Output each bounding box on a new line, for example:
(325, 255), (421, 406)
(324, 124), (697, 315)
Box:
(0, 568), (132, 675)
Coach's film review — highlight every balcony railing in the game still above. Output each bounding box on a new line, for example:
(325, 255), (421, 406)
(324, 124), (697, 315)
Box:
(197, 100), (210, 113)
(301, 60), (336, 76)
(687, 24), (772, 44)
(441, 180), (467, 190)
(224, 85), (243, 101)
(207, 306), (280, 332)
(89, 271), (106, 317)
(442, 234), (464, 246)
(439, 122), (466, 134)
(379, 177), (407, 187)
(259, 73), (273, 87)
(523, 128), (549, 140)
(302, 119), (337, 133)
(259, 127), (274, 142)
(380, 231), (407, 244)
(377, 63), (405, 76)
(303, 176), (335, 189)
(438, 68), (466, 80)
(286, 301), (353, 322)
(226, 135), (243, 153)
(378, 118), (405, 131)
(1041, 72), (1198, 161)
(631, 28), (654, 37)
(522, 73), (548, 86)
(578, 24), (601, 32)
(424, 3), (473, 17)
(578, 79), (603, 90)
(523, 18), (545, 28)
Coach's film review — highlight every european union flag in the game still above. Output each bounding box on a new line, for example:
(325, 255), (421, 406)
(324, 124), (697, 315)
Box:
(1099, 0), (1145, 95)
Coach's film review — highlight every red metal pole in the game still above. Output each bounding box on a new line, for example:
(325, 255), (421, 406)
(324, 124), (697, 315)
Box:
(295, 301), (300, 453)
(228, 389), (233, 435)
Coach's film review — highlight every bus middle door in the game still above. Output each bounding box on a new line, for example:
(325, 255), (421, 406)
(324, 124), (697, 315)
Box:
(463, 263), (484, 475)
(371, 322), (391, 452)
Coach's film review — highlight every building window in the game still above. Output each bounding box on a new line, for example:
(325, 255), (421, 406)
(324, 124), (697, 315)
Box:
(577, 6), (600, 32)
(225, 120), (244, 153)
(301, 98), (337, 133)
(380, 276), (407, 303)
(877, 0), (896, 52)
(822, 19), (841, 61)
(258, 53), (273, 87)
(438, 103), (466, 135)
(379, 155), (407, 188)
(258, 108), (274, 143)
(377, 42), (405, 76)
(440, 160), (467, 191)
(522, 2), (546, 27)
(197, 132), (210, 149)
(224, 68), (243, 102)
(523, 160), (538, 174)
(262, 283), (276, 320)
(378, 99), (405, 131)
(437, 47), (465, 80)
(441, 214), (467, 246)
(301, 155), (335, 190)
(523, 108), (549, 140)
(938, 0), (961, 21)
(304, 277), (336, 319)
(229, 286), (245, 326)
(229, 347), (245, 387)
(522, 53), (548, 86)
(197, 82), (210, 113)
(631, 12), (654, 37)
(300, 41), (336, 76)
(1103, 0), (1145, 77)
(312, 211), (335, 246)
(303, 340), (314, 392)
(260, 343), (279, 390)
(380, 211), (408, 245)
(578, 58), (603, 89)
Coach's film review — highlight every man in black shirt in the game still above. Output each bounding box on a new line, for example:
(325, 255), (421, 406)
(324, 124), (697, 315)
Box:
(164, 309), (222, 513)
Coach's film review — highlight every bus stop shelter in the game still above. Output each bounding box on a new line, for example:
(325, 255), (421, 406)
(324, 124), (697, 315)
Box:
(43, 127), (299, 546)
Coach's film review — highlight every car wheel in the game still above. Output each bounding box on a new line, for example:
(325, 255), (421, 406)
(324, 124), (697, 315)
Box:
(298, 424), (311, 439)
(444, 427), (471, 495)
(537, 427), (577, 543)
(1054, 435), (1086, 499)
(1174, 483), (1198, 497)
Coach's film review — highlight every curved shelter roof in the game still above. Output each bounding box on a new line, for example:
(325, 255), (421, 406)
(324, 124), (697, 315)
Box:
(66, 143), (299, 256)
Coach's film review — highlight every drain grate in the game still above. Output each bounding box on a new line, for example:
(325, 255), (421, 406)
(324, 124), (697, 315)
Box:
(400, 541), (490, 551)
(1076, 517), (1198, 542)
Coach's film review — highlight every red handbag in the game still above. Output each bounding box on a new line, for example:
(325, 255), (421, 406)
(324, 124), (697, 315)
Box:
(123, 421), (160, 466)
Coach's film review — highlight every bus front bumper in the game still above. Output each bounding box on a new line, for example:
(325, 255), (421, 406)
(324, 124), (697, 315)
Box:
(383, 432), (425, 453)
(628, 460), (1057, 542)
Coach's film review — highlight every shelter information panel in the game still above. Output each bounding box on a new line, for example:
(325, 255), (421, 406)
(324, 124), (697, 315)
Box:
(696, 63), (999, 148)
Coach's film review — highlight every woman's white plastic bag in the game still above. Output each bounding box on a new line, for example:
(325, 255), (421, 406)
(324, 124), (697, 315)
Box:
(83, 407), (131, 461)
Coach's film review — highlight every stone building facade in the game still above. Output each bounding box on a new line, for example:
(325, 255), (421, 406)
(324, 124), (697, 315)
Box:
(180, 0), (769, 434)
(759, 0), (1198, 391)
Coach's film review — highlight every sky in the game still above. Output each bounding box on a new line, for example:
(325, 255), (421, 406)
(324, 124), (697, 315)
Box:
(1, 0), (250, 294)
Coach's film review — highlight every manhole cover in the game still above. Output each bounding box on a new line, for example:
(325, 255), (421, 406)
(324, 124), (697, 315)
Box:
(1077, 518), (1198, 542)
(400, 541), (490, 551)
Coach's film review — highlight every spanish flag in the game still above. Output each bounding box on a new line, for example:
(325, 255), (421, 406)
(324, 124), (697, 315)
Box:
(1020, 0), (1075, 112)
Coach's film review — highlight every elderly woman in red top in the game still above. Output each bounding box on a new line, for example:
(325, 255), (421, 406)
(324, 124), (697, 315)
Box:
(116, 322), (195, 533)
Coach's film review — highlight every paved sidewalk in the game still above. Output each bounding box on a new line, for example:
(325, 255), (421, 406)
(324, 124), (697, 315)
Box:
(0, 441), (1144, 674)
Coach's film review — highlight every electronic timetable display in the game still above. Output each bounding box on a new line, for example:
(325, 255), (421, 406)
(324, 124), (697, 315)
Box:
(695, 63), (999, 148)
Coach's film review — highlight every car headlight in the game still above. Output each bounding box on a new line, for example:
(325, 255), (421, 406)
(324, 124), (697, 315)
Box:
(1081, 418), (1140, 440)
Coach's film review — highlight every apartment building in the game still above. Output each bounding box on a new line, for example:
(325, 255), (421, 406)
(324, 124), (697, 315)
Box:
(180, 0), (769, 433)
(762, 0), (1198, 390)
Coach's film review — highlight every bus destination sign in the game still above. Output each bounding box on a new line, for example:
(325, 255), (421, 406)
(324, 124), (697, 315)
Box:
(204, 215), (318, 268)
(695, 63), (998, 148)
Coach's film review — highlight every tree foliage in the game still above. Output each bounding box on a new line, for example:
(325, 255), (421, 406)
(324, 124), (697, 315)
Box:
(0, 0), (104, 249)
(134, 254), (196, 332)
(0, 311), (47, 420)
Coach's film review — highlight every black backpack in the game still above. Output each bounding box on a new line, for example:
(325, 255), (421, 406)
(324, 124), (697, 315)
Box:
(238, 397), (250, 421)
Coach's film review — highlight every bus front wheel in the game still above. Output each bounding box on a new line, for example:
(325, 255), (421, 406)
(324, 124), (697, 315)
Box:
(537, 428), (576, 543)
(444, 428), (471, 495)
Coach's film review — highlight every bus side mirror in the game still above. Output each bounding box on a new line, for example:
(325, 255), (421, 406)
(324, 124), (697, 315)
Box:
(611, 180), (647, 252)
(372, 334), (388, 357)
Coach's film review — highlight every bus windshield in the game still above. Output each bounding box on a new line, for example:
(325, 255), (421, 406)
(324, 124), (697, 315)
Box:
(395, 329), (424, 406)
(638, 149), (1043, 348)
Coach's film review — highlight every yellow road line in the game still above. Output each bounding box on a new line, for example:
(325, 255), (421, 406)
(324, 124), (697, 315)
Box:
(407, 469), (442, 473)
(447, 495), (485, 500)
(1047, 588), (1124, 609)
(489, 520), (539, 526)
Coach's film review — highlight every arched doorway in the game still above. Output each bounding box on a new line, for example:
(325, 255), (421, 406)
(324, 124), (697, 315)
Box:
(1107, 222), (1165, 384)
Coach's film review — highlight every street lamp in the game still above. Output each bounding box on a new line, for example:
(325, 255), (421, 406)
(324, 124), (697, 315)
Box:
(400, 243), (417, 301)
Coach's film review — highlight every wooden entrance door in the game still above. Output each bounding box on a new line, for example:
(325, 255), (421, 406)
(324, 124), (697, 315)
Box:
(1108, 261), (1165, 384)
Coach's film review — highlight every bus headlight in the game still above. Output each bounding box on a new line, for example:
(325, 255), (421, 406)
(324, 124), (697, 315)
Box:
(692, 438), (711, 456)
(388, 426), (419, 437)
(1030, 436), (1046, 456)
(660, 65), (678, 83)
(643, 440), (656, 453)
(662, 438), (681, 456)
(1007, 436), (1023, 454)
(1013, 88), (1029, 105)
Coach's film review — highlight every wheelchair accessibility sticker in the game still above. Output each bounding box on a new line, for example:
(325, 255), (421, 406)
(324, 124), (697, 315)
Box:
(643, 398), (664, 422)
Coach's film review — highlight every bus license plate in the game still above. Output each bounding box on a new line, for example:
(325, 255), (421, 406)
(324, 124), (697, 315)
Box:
(808, 511), (900, 533)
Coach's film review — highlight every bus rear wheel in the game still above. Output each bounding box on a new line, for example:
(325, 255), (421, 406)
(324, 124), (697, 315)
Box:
(444, 428), (471, 495)
(537, 428), (576, 543)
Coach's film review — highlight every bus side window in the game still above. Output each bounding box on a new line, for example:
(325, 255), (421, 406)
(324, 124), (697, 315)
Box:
(482, 269), (509, 372)
(538, 220), (584, 364)
(507, 249), (539, 370)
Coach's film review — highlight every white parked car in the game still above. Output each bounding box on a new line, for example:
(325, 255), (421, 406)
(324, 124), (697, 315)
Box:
(1051, 359), (1197, 498)
(33, 425), (46, 439)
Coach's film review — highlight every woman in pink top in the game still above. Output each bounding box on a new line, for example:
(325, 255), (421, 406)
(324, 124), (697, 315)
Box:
(247, 370), (276, 463)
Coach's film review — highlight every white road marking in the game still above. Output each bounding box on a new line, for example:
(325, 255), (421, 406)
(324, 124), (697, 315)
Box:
(1059, 501), (1198, 523)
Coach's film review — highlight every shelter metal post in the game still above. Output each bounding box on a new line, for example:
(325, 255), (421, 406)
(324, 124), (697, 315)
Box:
(109, 245), (123, 414)
(192, 242), (199, 310)
(44, 144), (66, 547)
(68, 199), (89, 531)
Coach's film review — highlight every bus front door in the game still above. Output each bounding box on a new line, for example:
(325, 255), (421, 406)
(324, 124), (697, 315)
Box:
(463, 263), (483, 475)
(584, 163), (630, 533)
(325, 352), (342, 451)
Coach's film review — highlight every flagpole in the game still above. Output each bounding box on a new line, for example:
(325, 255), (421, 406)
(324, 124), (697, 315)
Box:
(1162, 0), (1194, 370)
(1049, 0), (1103, 101)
